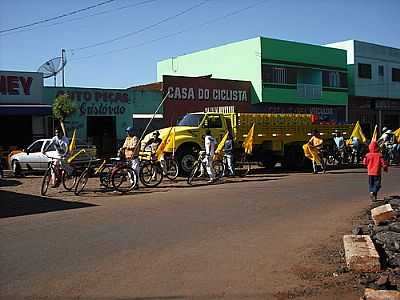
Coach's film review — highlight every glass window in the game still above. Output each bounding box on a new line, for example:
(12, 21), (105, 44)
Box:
(177, 113), (204, 126)
(358, 63), (372, 79)
(379, 65), (384, 77)
(392, 68), (400, 82)
(28, 141), (43, 153)
(205, 115), (222, 128)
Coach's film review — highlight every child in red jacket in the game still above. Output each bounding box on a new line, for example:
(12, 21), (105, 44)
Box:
(363, 141), (388, 201)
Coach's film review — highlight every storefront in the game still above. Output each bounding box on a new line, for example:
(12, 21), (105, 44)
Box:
(349, 97), (400, 137)
(0, 71), (51, 149)
(44, 87), (162, 155)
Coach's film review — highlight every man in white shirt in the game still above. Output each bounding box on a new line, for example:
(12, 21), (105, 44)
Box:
(43, 128), (69, 187)
(204, 129), (217, 183)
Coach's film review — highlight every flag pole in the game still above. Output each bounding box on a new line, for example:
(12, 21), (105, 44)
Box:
(136, 91), (170, 148)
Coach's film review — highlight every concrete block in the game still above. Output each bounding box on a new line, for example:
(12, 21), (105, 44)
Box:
(343, 235), (381, 272)
(371, 204), (395, 226)
(363, 288), (400, 300)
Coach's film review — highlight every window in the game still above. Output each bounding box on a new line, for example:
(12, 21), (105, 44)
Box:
(177, 113), (204, 126)
(205, 115), (222, 128)
(378, 65), (384, 77)
(28, 141), (43, 153)
(392, 68), (400, 82)
(358, 63), (372, 79)
(262, 65), (297, 84)
(322, 71), (347, 88)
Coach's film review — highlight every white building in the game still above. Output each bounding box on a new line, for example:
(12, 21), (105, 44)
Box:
(326, 40), (400, 133)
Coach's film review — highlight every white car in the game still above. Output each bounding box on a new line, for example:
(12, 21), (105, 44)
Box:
(9, 139), (96, 176)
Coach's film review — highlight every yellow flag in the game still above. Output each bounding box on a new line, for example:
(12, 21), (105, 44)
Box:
(394, 128), (400, 143)
(69, 129), (77, 153)
(166, 127), (176, 151)
(371, 125), (378, 142)
(156, 127), (173, 160)
(243, 124), (255, 154)
(350, 121), (367, 143)
(215, 131), (229, 154)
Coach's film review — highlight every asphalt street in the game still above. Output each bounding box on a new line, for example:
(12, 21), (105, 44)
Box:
(1, 167), (399, 299)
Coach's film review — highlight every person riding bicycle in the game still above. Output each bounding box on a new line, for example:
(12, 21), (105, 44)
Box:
(224, 132), (235, 176)
(201, 129), (217, 183)
(42, 127), (69, 187)
(145, 131), (162, 158)
(120, 126), (140, 185)
(307, 130), (325, 173)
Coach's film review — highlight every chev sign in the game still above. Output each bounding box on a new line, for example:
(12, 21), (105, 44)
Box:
(0, 71), (43, 103)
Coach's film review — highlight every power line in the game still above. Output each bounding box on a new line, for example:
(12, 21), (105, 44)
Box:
(70, 0), (211, 52)
(0, 0), (159, 36)
(0, 0), (118, 34)
(70, 0), (269, 61)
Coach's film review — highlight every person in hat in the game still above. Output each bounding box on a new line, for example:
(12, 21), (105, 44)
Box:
(121, 126), (140, 185)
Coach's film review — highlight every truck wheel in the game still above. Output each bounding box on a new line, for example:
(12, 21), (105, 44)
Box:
(176, 144), (200, 176)
(283, 145), (308, 170)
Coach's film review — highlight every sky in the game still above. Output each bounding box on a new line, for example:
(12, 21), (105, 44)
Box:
(1, 0), (399, 89)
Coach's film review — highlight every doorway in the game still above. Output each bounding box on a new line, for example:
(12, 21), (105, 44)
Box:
(87, 116), (116, 157)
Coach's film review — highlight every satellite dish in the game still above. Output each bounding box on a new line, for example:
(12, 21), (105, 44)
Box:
(38, 53), (67, 86)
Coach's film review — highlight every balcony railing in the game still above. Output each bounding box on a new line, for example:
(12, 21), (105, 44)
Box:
(297, 83), (321, 98)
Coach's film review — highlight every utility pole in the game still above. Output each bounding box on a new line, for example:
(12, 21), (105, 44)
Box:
(61, 49), (66, 87)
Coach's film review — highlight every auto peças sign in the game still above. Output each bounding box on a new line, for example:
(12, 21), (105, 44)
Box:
(56, 89), (130, 116)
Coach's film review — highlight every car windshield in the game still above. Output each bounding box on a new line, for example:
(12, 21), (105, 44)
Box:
(178, 114), (204, 127)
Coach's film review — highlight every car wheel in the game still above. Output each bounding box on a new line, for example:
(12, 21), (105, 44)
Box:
(12, 160), (22, 177)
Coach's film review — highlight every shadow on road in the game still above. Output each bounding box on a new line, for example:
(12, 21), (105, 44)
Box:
(0, 178), (22, 187)
(0, 190), (97, 218)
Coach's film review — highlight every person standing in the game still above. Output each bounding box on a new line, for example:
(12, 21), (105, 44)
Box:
(363, 141), (388, 201)
(304, 130), (324, 174)
(204, 129), (217, 183)
(224, 132), (235, 176)
(121, 126), (140, 186)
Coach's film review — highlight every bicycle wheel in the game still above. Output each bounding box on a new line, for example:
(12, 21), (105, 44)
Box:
(41, 166), (53, 196)
(213, 159), (225, 179)
(236, 155), (251, 177)
(74, 169), (90, 196)
(164, 158), (179, 180)
(62, 167), (78, 191)
(139, 161), (163, 187)
(187, 161), (201, 185)
(99, 166), (112, 188)
(111, 166), (137, 193)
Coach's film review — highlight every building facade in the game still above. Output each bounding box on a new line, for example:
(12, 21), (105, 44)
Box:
(157, 37), (349, 123)
(0, 70), (52, 149)
(326, 40), (400, 135)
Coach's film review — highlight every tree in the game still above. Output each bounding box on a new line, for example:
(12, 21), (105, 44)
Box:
(53, 94), (76, 136)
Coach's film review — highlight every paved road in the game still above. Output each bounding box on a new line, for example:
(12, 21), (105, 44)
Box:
(1, 168), (399, 299)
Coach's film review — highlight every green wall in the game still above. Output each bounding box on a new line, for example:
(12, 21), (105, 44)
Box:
(261, 37), (347, 69)
(262, 87), (347, 105)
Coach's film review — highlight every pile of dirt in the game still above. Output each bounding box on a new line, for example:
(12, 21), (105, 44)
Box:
(348, 195), (400, 293)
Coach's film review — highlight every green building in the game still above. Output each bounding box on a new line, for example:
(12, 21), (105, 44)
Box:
(157, 37), (349, 122)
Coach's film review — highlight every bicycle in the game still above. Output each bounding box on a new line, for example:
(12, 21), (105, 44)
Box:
(138, 154), (164, 187)
(74, 156), (137, 195)
(187, 151), (224, 185)
(41, 154), (81, 195)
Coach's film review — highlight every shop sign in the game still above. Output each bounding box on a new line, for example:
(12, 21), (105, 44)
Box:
(56, 89), (130, 116)
(0, 71), (43, 103)
(163, 75), (250, 103)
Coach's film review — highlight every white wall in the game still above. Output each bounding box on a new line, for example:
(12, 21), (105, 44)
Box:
(325, 40), (400, 99)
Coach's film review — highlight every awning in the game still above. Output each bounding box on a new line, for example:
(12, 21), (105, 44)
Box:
(0, 104), (52, 116)
(132, 113), (163, 119)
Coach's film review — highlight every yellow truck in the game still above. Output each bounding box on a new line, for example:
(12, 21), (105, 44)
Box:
(144, 111), (353, 174)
